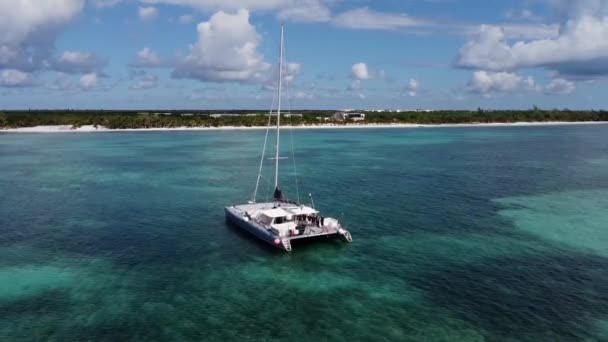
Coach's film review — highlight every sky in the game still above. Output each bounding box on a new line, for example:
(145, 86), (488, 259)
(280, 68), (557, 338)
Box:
(1, 0), (608, 110)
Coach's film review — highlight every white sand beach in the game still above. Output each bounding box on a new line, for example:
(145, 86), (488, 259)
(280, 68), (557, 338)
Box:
(2, 122), (608, 133)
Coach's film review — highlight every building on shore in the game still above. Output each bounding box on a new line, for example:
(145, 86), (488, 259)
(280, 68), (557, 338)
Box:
(331, 112), (366, 122)
(210, 113), (264, 119)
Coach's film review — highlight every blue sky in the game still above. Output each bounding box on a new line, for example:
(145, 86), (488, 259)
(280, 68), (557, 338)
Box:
(1, 0), (608, 109)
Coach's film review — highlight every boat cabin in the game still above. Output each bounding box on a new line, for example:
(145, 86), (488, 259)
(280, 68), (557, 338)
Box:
(254, 208), (293, 237)
(254, 206), (321, 237)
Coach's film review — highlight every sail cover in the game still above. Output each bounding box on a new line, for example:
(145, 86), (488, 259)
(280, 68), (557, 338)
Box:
(261, 208), (290, 218)
(273, 187), (284, 201)
(287, 207), (318, 215)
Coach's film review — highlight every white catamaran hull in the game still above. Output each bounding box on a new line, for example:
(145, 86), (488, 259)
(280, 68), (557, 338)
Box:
(225, 203), (352, 252)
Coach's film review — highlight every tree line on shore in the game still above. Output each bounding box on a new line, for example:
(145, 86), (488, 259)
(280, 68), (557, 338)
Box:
(1, 109), (607, 129)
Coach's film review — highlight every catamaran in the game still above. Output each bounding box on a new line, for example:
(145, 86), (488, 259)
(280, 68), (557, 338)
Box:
(224, 26), (353, 252)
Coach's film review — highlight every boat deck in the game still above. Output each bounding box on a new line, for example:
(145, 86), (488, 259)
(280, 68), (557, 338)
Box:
(288, 226), (341, 240)
(232, 202), (342, 238)
(227, 201), (352, 251)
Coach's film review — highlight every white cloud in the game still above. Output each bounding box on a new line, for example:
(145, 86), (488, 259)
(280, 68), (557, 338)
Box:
(550, 0), (608, 19)
(178, 14), (194, 24)
(499, 24), (559, 40)
(47, 72), (76, 90)
(131, 47), (163, 67)
(277, 0), (330, 22)
(347, 79), (362, 91)
(333, 7), (432, 31)
(257, 63), (301, 88)
(80, 72), (98, 90)
(0, 0), (83, 45)
(521, 9), (540, 21)
(467, 71), (574, 95)
(406, 78), (419, 97)
(0, 3), (106, 86)
(350, 62), (387, 83)
(467, 71), (523, 94)
(131, 74), (159, 89)
(294, 90), (313, 99)
(172, 9), (271, 83)
(0, 0), (84, 71)
(139, 6), (159, 21)
(283, 62), (301, 84)
(54, 50), (105, 74)
(457, 12), (608, 77)
(329, 6), (555, 40)
(0, 69), (34, 87)
(139, 0), (331, 22)
(523, 76), (542, 92)
(316, 6), (558, 41)
(545, 78), (576, 94)
(505, 8), (542, 22)
(351, 63), (370, 80)
(139, 0), (287, 11)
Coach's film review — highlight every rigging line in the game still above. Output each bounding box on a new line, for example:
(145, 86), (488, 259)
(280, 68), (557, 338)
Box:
(289, 109), (301, 204)
(282, 35), (301, 204)
(258, 173), (273, 187)
(252, 72), (277, 203)
(265, 170), (273, 203)
(274, 25), (284, 189)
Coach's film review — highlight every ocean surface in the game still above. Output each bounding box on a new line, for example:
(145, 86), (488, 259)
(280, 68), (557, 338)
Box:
(1, 125), (608, 341)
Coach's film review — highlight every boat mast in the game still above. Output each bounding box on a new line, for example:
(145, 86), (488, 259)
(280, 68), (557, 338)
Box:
(274, 25), (284, 190)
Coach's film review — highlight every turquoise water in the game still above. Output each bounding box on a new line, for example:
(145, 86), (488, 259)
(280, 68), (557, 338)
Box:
(1, 125), (608, 341)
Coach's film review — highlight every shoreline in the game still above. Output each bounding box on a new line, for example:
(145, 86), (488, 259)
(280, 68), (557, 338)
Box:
(2, 121), (608, 133)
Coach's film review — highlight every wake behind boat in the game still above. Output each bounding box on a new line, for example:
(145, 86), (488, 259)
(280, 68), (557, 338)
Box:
(224, 26), (352, 252)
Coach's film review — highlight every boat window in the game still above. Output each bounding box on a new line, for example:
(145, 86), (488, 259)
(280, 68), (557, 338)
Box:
(258, 214), (273, 226)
